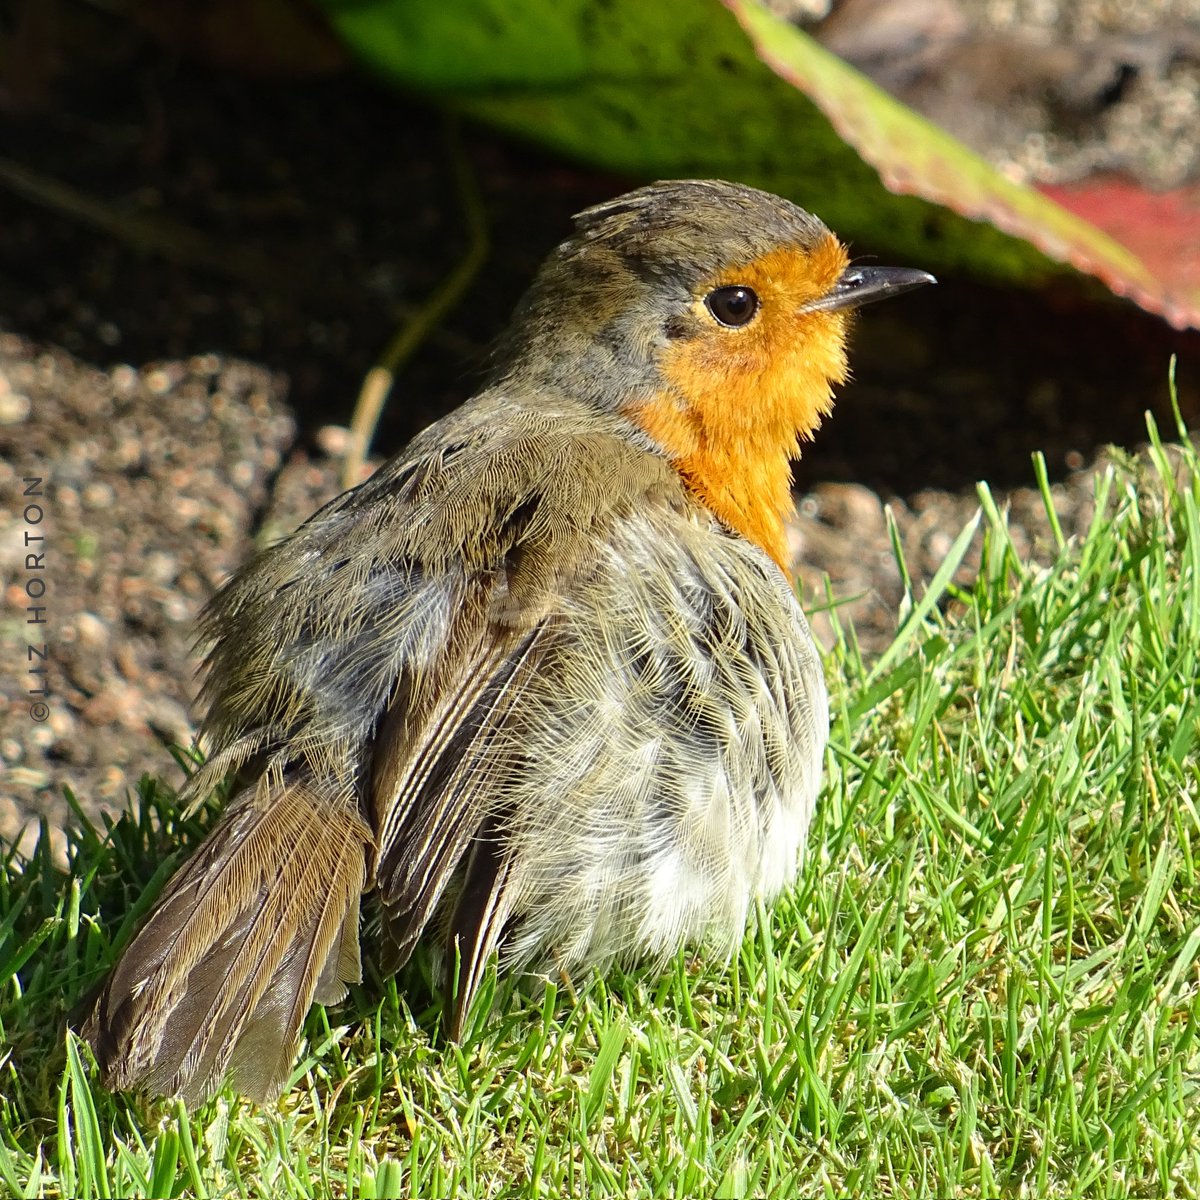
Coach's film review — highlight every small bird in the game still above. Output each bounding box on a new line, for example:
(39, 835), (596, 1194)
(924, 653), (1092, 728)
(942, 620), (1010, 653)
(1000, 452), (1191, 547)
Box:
(81, 179), (933, 1104)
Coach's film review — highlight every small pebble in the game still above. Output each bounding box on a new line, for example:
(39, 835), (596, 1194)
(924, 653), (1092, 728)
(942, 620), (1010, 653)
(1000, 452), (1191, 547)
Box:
(0, 391), (31, 424)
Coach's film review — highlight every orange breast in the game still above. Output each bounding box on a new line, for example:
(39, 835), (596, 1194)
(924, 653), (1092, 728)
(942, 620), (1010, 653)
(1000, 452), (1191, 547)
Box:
(634, 236), (851, 573)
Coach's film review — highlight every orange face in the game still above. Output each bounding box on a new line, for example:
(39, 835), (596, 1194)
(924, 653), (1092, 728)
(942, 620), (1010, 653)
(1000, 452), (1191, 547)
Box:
(633, 233), (852, 573)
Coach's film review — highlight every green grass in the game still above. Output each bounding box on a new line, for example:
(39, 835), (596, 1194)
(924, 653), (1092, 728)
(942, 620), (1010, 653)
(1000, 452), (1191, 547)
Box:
(3, 388), (1200, 1197)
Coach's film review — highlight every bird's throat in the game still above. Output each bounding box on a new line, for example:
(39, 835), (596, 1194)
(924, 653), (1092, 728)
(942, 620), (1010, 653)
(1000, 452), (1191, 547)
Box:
(634, 390), (800, 572)
(637, 321), (847, 573)
(675, 437), (797, 574)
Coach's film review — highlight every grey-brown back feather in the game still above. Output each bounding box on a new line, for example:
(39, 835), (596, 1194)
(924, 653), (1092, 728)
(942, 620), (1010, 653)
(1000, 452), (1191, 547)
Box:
(82, 383), (823, 1099)
(82, 392), (687, 1099)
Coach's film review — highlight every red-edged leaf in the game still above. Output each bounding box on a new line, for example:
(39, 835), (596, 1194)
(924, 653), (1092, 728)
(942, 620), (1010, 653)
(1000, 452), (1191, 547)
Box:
(1039, 178), (1200, 330)
(726, 0), (1195, 329)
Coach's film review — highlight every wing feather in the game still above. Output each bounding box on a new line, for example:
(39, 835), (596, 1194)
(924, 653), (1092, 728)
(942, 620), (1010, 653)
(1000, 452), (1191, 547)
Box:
(371, 618), (549, 972)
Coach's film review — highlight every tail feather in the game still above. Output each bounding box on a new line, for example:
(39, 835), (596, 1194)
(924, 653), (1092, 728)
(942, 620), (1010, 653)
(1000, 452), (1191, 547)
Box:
(81, 782), (371, 1104)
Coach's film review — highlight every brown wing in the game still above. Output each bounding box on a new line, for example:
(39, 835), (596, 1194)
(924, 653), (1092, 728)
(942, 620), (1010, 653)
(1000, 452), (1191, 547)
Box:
(369, 615), (551, 976)
(84, 390), (685, 1098)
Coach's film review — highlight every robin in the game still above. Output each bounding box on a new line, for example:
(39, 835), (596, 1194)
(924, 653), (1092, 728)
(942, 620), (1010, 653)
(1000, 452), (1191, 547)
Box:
(81, 179), (933, 1103)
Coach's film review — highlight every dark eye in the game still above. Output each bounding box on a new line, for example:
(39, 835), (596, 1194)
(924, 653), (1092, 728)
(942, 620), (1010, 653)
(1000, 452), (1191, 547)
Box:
(705, 286), (759, 327)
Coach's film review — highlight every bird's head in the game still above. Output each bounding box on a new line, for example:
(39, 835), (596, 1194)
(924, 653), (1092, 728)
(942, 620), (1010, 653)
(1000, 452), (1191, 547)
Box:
(493, 179), (934, 571)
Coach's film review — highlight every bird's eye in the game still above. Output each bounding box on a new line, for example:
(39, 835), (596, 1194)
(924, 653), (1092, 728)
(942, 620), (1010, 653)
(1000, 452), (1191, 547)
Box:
(704, 286), (759, 328)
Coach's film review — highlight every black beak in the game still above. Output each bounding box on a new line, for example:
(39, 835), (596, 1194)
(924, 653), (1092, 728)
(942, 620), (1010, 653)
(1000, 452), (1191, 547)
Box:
(804, 265), (936, 314)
